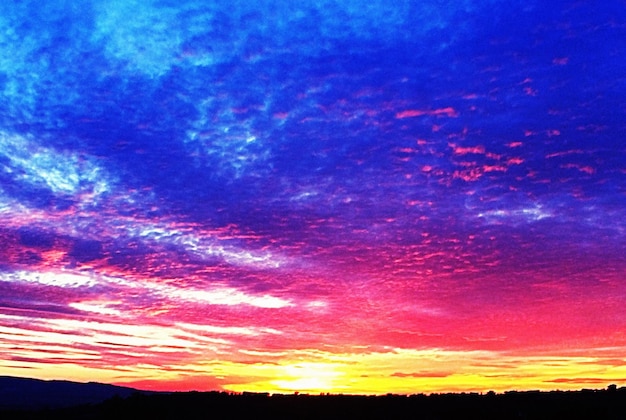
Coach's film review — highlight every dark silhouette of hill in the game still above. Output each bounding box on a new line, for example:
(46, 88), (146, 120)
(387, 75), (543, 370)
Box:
(2, 381), (626, 420)
(0, 376), (153, 411)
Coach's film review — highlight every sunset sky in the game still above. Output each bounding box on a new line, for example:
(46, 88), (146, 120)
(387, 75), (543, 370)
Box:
(1, 0), (625, 394)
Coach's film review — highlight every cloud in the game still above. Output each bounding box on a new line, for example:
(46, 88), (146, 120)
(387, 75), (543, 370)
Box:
(546, 378), (626, 384)
(1, 270), (97, 288)
(391, 371), (453, 378)
(93, 0), (184, 77)
(396, 107), (458, 119)
(0, 132), (112, 202)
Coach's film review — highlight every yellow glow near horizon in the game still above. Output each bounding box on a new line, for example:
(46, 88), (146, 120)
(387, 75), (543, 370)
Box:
(3, 312), (625, 394)
(3, 348), (625, 394)
(215, 348), (626, 395)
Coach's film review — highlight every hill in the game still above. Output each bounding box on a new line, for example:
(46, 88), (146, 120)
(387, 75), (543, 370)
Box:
(0, 376), (149, 410)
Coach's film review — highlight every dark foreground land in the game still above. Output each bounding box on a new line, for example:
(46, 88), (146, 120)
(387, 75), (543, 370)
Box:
(3, 386), (626, 420)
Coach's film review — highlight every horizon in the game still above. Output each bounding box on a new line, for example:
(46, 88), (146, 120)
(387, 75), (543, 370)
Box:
(1, 374), (624, 396)
(0, 0), (625, 395)
(2, 376), (626, 420)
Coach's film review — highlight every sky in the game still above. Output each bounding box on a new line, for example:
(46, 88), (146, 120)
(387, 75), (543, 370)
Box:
(0, 0), (625, 394)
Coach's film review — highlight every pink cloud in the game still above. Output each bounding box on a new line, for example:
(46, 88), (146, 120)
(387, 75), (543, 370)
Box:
(452, 145), (486, 155)
(396, 107), (458, 119)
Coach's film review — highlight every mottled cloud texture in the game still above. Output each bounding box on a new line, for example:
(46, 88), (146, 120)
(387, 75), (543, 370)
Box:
(0, 0), (625, 393)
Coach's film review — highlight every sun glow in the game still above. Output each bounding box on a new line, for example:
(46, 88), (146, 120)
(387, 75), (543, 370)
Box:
(271, 363), (343, 392)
